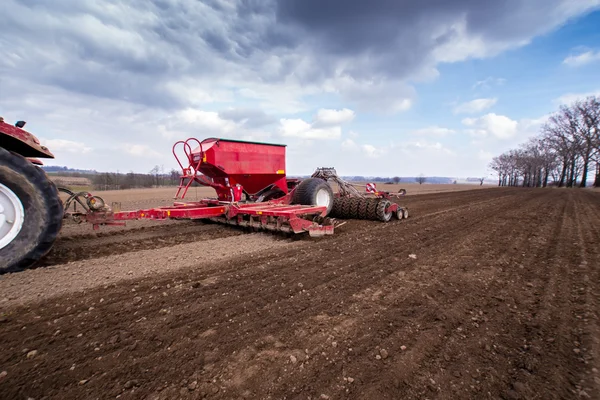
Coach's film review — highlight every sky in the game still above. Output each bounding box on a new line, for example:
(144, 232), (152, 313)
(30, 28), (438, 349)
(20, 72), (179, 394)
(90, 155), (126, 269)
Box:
(1, 0), (600, 178)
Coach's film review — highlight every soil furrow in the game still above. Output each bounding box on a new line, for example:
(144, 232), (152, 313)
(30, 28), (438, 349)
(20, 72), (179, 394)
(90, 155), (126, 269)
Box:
(0, 189), (597, 400)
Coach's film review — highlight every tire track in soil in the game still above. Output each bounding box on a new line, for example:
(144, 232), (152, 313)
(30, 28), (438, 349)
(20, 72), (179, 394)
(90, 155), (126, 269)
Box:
(260, 189), (561, 400)
(568, 191), (600, 399)
(0, 189), (512, 309)
(406, 191), (573, 400)
(37, 188), (506, 268)
(37, 221), (243, 267)
(0, 190), (520, 396)
(104, 188), (528, 359)
(0, 190), (540, 400)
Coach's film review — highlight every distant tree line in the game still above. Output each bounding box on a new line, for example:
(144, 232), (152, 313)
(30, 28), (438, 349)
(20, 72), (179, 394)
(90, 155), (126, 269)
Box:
(490, 96), (600, 188)
(49, 165), (190, 191)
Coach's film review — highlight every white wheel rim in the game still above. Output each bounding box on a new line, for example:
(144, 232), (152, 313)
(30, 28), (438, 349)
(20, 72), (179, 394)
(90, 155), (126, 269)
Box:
(0, 183), (25, 250)
(315, 188), (331, 209)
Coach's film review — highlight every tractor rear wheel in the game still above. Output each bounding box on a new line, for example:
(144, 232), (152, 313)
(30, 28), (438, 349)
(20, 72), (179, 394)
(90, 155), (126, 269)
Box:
(0, 148), (63, 274)
(292, 177), (334, 215)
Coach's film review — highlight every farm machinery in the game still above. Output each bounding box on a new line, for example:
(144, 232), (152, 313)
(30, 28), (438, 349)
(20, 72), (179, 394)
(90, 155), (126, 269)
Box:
(0, 117), (408, 274)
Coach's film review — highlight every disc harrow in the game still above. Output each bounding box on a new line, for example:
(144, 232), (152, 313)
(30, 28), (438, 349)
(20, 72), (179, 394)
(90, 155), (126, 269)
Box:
(309, 168), (409, 223)
(329, 197), (404, 222)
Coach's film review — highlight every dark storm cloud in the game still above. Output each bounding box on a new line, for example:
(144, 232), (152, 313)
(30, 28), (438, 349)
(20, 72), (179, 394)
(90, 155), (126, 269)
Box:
(275, 0), (600, 80)
(1, 0), (598, 111)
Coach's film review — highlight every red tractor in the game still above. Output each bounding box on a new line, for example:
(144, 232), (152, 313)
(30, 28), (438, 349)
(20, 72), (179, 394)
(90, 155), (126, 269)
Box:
(1, 118), (408, 274)
(0, 117), (64, 274)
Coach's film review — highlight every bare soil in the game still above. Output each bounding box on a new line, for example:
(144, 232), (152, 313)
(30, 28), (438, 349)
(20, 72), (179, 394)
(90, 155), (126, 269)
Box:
(0, 188), (598, 400)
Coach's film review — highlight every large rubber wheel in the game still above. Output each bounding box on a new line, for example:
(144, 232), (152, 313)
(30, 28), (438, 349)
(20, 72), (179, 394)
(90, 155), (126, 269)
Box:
(375, 199), (393, 222)
(291, 178), (334, 215)
(0, 148), (63, 274)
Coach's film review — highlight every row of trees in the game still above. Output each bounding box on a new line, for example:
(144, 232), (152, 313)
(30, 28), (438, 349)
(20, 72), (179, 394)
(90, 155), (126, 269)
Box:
(490, 96), (600, 188)
(90, 169), (182, 190)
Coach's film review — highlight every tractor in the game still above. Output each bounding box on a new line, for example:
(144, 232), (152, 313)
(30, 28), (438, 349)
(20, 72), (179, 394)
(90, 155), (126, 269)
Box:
(1, 118), (408, 274)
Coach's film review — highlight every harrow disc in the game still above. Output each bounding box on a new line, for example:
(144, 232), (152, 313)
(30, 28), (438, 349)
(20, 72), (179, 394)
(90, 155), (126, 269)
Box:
(330, 197), (401, 223)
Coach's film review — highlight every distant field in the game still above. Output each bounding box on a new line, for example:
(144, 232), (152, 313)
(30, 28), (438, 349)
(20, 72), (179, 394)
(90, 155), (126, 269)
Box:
(48, 175), (92, 186)
(78, 183), (495, 207)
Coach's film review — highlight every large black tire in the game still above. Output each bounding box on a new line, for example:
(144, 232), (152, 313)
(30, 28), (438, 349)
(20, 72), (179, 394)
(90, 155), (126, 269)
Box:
(291, 178), (334, 216)
(0, 148), (63, 274)
(375, 199), (393, 222)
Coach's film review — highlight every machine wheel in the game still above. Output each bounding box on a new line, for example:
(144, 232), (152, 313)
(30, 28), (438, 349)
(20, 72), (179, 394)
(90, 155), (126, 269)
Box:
(403, 208), (409, 219)
(375, 199), (393, 222)
(292, 178), (334, 215)
(394, 207), (404, 220)
(0, 148), (63, 274)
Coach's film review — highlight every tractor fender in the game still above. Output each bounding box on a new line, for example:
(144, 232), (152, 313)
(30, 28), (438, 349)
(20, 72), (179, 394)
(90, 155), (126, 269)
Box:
(0, 117), (55, 159)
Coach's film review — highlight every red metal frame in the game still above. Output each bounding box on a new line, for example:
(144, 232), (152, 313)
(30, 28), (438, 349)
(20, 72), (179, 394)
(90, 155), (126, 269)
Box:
(78, 200), (334, 236)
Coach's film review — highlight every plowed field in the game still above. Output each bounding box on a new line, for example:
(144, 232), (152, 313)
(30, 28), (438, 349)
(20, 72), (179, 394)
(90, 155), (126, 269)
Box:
(1, 188), (599, 400)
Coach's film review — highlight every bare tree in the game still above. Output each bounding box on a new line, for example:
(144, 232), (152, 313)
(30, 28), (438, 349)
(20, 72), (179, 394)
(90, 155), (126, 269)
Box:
(575, 96), (600, 187)
(491, 95), (600, 188)
(415, 174), (427, 185)
(392, 176), (401, 184)
(149, 165), (160, 187)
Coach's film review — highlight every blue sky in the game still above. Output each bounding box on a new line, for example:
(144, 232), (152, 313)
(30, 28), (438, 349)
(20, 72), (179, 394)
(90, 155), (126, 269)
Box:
(1, 0), (599, 178)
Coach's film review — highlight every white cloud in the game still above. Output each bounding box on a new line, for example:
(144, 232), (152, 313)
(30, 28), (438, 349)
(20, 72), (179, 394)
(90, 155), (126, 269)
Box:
(324, 76), (415, 114)
(563, 50), (600, 67)
(40, 138), (92, 154)
(157, 109), (241, 140)
(162, 80), (233, 106)
(125, 144), (162, 158)
(279, 118), (341, 140)
(462, 113), (518, 139)
(362, 144), (387, 158)
(341, 138), (358, 150)
(453, 98), (497, 114)
(339, 138), (454, 161)
(406, 140), (455, 155)
(410, 126), (456, 137)
(477, 150), (494, 161)
(431, 19), (492, 63)
(554, 90), (600, 105)
(314, 108), (355, 126)
(279, 107), (355, 140)
(473, 77), (507, 90)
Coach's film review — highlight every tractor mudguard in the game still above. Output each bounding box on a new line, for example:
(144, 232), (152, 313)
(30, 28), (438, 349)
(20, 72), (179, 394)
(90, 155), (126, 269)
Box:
(0, 117), (55, 159)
